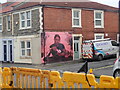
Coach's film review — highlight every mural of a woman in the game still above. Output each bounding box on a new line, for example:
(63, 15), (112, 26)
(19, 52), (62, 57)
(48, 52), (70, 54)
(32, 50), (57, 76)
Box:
(42, 32), (73, 63)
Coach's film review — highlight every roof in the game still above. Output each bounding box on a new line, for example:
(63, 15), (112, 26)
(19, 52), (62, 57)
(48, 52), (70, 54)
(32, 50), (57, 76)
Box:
(1, 0), (25, 13)
(13, 1), (118, 11)
(2, 2), (21, 13)
(1, 1), (118, 13)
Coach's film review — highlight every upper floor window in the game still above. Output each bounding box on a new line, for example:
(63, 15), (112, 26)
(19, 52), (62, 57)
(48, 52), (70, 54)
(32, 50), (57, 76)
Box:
(0, 16), (2, 32)
(7, 15), (11, 31)
(20, 11), (31, 29)
(72, 9), (81, 27)
(94, 10), (104, 28)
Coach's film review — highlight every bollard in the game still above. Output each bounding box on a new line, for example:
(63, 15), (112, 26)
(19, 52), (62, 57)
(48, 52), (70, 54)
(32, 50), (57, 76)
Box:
(89, 68), (93, 74)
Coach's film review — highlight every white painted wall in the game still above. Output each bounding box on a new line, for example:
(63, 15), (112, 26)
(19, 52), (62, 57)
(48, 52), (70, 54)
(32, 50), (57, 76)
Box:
(13, 34), (41, 64)
(0, 39), (3, 61)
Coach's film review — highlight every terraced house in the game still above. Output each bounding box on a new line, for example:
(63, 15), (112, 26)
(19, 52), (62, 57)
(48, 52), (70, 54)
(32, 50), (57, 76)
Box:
(0, 1), (118, 64)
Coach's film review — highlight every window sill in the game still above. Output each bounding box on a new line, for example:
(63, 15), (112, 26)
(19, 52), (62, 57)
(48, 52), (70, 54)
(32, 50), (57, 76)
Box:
(7, 30), (11, 32)
(19, 27), (31, 30)
(72, 26), (82, 28)
(94, 26), (104, 29)
(20, 56), (32, 59)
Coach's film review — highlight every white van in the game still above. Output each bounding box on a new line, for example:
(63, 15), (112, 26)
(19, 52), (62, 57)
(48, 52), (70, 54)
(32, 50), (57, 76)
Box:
(82, 38), (119, 61)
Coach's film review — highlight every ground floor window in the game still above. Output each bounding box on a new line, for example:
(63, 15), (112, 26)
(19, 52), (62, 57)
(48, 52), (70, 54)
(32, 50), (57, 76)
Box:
(94, 33), (104, 40)
(21, 41), (31, 57)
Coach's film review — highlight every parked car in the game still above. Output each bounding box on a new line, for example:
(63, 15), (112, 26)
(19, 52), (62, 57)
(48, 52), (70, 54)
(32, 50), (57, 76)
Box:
(82, 38), (119, 61)
(113, 57), (120, 78)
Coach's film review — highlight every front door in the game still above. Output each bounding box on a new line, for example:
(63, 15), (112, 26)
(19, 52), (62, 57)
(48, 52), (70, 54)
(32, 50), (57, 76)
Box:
(74, 40), (80, 60)
(3, 40), (13, 62)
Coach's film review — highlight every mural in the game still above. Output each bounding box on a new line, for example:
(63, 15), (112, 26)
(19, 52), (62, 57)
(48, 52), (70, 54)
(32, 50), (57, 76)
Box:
(41, 32), (73, 63)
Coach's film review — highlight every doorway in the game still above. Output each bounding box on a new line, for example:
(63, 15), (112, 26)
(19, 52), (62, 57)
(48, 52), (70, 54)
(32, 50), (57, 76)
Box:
(3, 40), (13, 62)
(73, 35), (82, 60)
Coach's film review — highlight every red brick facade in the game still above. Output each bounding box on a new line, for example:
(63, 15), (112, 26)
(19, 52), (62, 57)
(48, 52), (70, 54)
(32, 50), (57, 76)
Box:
(44, 7), (118, 41)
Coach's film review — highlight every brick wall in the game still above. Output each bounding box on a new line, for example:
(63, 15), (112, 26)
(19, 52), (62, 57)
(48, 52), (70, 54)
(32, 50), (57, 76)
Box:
(44, 7), (118, 40)
(44, 7), (72, 32)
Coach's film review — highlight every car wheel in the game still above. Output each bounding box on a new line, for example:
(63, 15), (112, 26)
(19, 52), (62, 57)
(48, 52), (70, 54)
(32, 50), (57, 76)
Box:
(114, 70), (120, 78)
(98, 55), (103, 61)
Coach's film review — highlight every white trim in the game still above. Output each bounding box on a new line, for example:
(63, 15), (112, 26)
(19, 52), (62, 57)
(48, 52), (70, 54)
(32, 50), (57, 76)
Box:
(94, 33), (104, 40)
(6, 15), (11, 31)
(0, 16), (2, 32)
(94, 10), (104, 28)
(72, 9), (82, 28)
(117, 34), (119, 42)
(2, 39), (14, 61)
(39, 7), (43, 32)
(20, 40), (32, 57)
(19, 10), (32, 30)
(72, 34), (82, 60)
(12, 13), (14, 35)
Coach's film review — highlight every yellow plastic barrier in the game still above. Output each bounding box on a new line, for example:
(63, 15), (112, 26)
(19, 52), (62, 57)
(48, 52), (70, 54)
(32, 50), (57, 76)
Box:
(87, 74), (99, 88)
(114, 77), (120, 88)
(0, 67), (2, 88)
(0, 67), (120, 89)
(49, 71), (64, 88)
(41, 70), (51, 88)
(62, 72), (91, 88)
(99, 75), (115, 88)
(11, 67), (43, 88)
(2, 67), (13, 88)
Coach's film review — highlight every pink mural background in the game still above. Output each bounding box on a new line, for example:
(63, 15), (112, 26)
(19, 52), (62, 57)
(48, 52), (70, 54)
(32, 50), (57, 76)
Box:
(41, 32), (73, 63)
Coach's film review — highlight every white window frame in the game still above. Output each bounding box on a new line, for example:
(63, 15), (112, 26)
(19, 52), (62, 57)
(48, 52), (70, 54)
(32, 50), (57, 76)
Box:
(117, 34), (119, 42)
(94, 10), (104, 28)
(20, 10), (31, 29)
(0, 16), (2, 32)
(26, 41), (31, 57)
(20, 41), (31, 57)
(72, 9), (81, 27)
(7, 15), (11, 31)
(94, 33), (104, 40)
(20, 12), (26, 29)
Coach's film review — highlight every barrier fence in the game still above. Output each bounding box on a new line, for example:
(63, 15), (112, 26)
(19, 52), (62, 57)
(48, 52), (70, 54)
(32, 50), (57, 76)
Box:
(0, 67), (120, 89)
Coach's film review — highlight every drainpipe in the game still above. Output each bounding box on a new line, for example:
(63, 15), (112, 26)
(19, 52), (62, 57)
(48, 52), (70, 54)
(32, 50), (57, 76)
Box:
(42, 5), (46, 65)
(118, 0), (120, 56)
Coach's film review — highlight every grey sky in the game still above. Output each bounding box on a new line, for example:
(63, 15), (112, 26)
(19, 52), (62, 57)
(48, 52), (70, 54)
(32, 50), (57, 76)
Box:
(0, 0), (119, 8)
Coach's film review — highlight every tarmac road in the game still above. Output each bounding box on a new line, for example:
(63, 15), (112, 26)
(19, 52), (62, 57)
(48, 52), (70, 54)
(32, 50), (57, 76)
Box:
(1, 57), (116, 77)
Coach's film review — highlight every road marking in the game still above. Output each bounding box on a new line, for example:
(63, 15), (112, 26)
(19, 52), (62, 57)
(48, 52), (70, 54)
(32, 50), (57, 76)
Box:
(93, 65), (113, 71)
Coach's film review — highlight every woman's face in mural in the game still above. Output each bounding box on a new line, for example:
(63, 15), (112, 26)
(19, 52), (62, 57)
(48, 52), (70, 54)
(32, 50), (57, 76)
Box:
(54, 36), (60, 44)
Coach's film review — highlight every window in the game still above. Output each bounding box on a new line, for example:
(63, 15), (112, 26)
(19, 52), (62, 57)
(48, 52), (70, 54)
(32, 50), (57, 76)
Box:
(26, 11), (31, 27)
(21, 12), (25, 28)
(20, 11), (31, 29)
(7, 15), (11, 31)
(0, 16), (2, 32)
(26, 41), (31, 56)
(94, 33), (104, 40)
(94, 10), (104, 28)
(111, 41), (118, 46)
(21, 41), (31, 57)
(72, 9), (81, 27)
